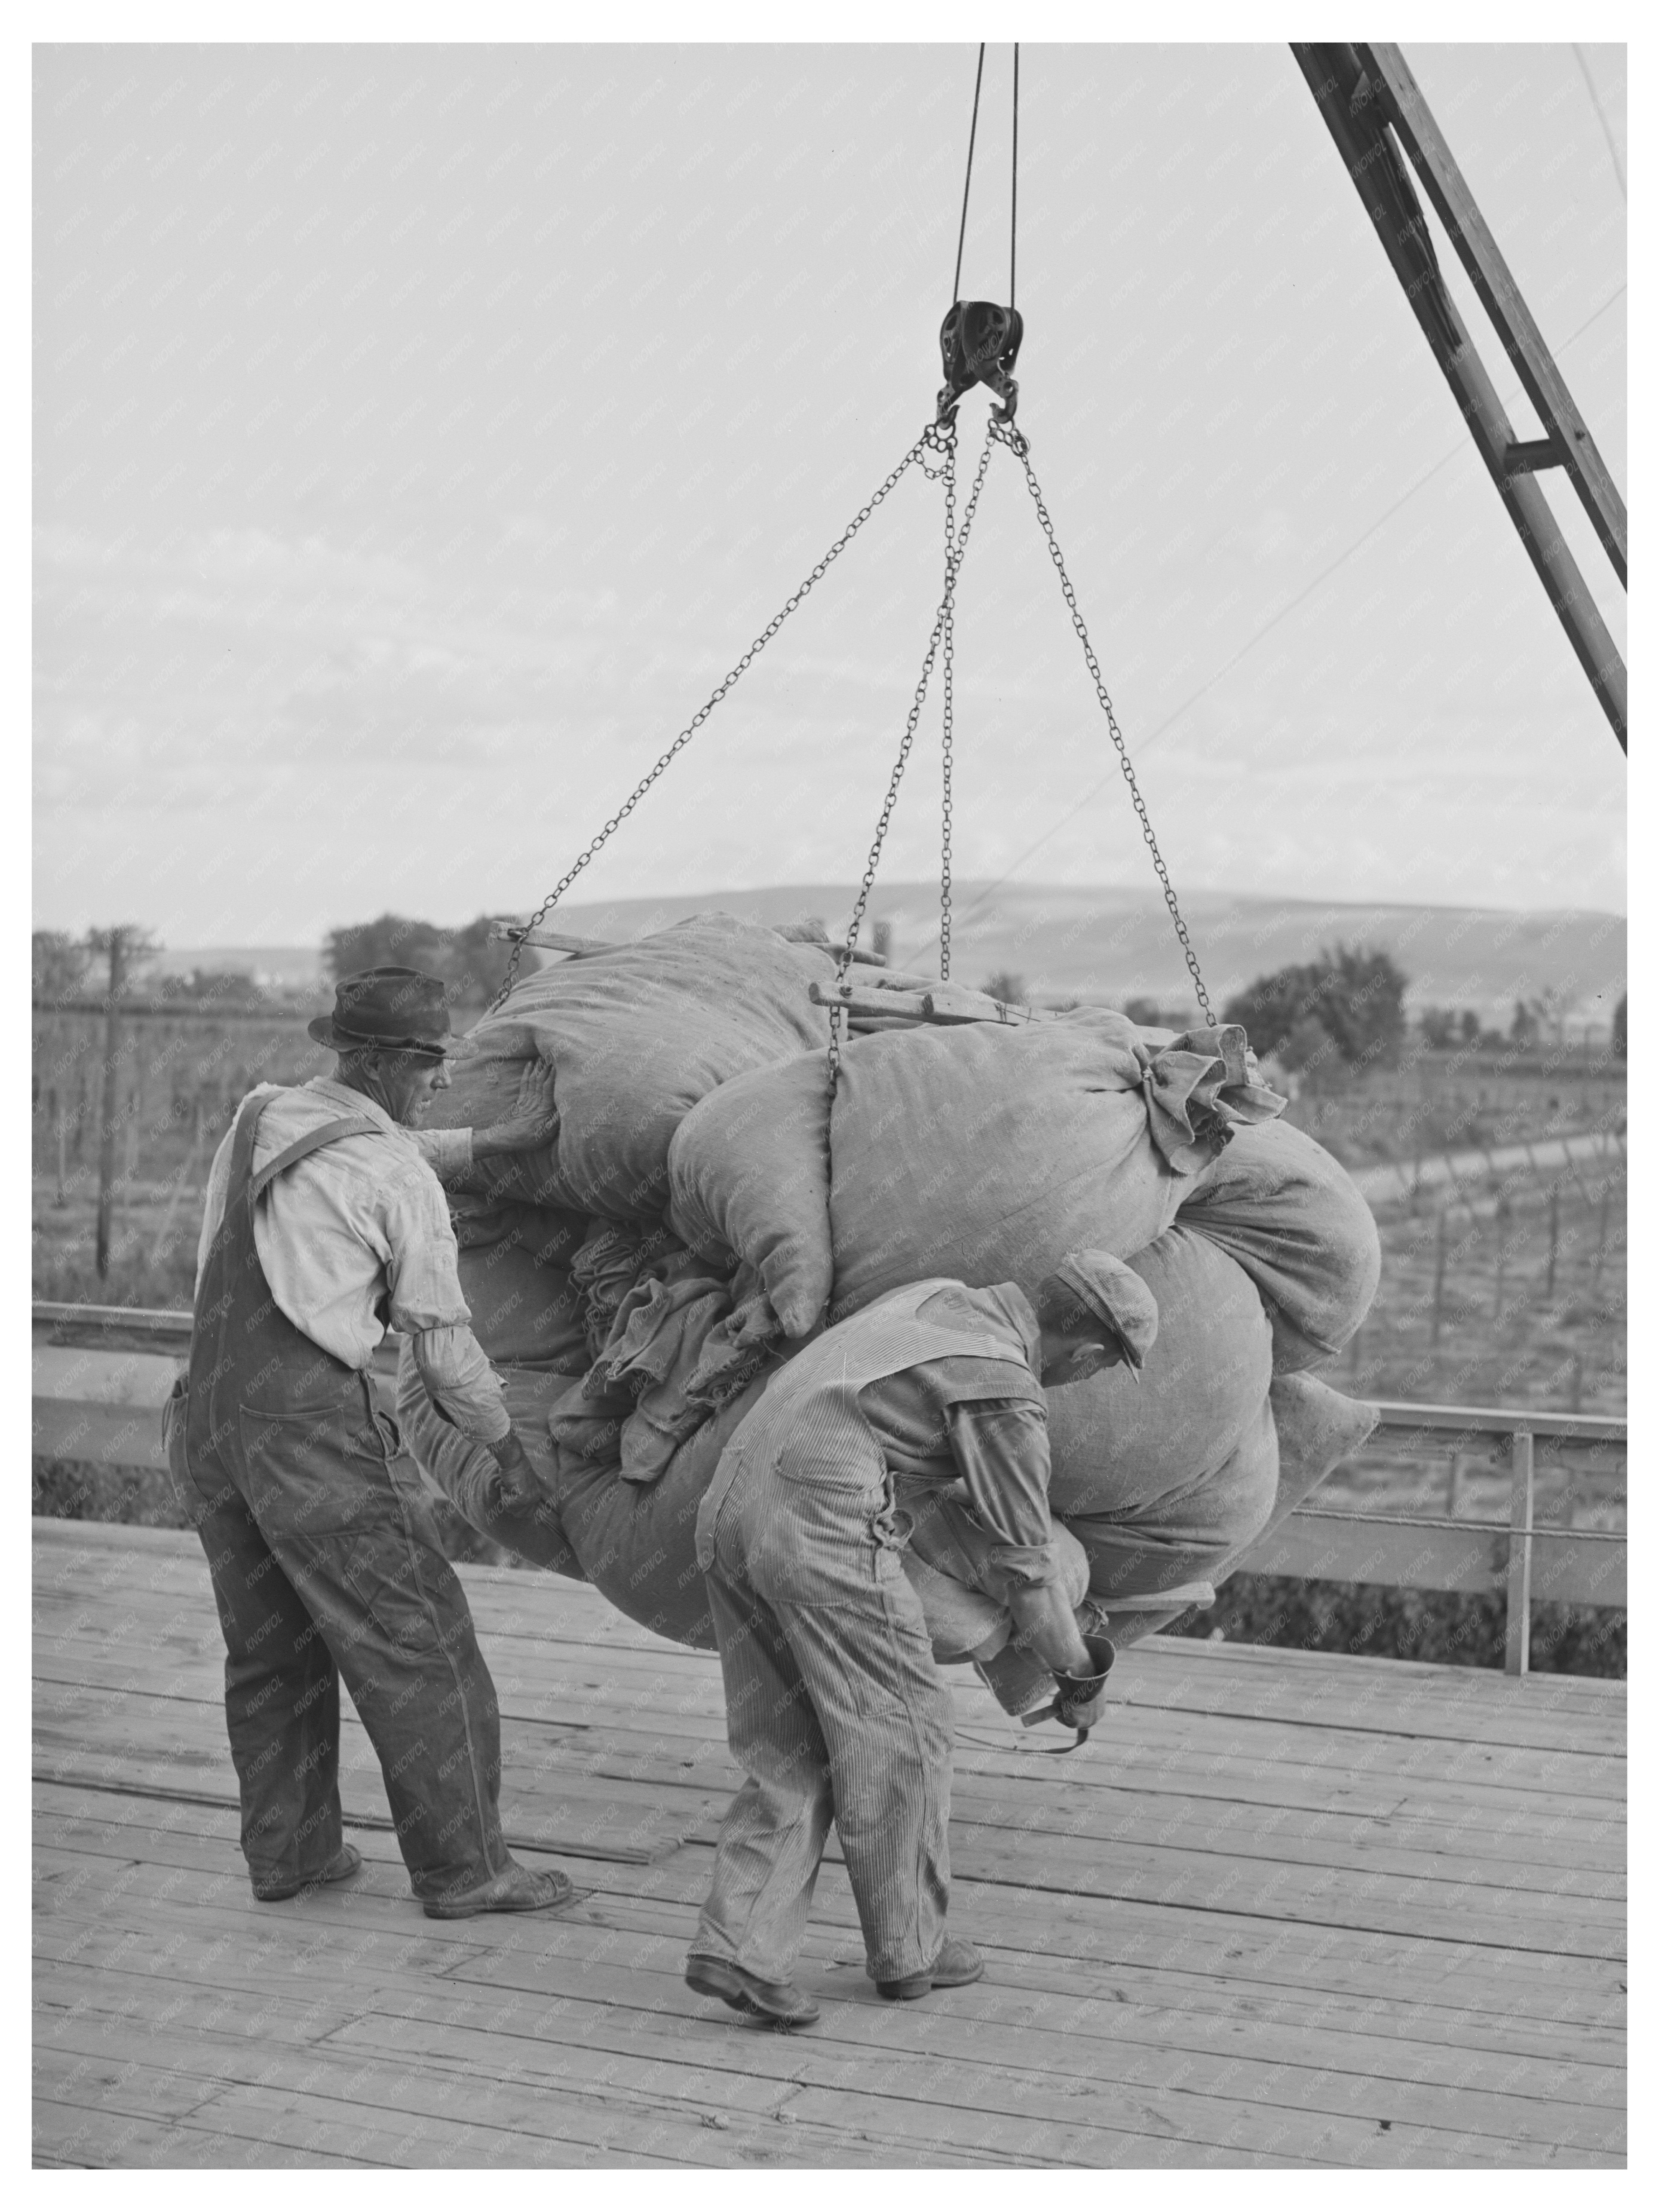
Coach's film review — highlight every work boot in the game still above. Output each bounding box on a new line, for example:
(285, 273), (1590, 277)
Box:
(685, 1953), (820, 2028)
(253, 1843), (364, 1902)
(422, 1859), (578, 1920)
(873, 1935), (985, 2001)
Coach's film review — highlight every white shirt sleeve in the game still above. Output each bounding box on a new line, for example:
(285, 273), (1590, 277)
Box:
(380, 1160), (509, 1440)
(413, 1127), (474, 1181)
(194, 1123), (238, 1296)
(412, 1326), (512, 1441)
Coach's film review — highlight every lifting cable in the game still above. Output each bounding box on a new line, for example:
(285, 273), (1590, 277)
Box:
(948, 42), (1018, 310)
(950, 45), (984, 308)
(939, 42), (1016, 981)
(1010, 43), (1019, 311)
(938, 48), (986, 984)
(494, 41), (1214, 1043)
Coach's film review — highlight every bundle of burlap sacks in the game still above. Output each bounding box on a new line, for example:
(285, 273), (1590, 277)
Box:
(403, 913), (1382, 1685)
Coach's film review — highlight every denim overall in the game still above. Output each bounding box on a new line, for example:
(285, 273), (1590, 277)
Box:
(167, 1091), (512, 1902)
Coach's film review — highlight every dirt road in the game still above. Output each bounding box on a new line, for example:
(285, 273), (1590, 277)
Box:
(1351, 1130), (1625, 1208)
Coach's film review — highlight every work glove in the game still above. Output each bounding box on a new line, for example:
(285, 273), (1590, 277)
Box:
(483, 1428), (545, 1515)
(1038, 1630), (1116, 1753)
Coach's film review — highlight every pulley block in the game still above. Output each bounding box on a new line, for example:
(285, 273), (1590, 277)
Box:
(937, 299), (1024, 426)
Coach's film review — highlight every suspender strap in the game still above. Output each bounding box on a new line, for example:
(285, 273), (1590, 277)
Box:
(194, 1092), (276, 1284)
(225, 1091), (272, 1204)
(249, 1115), (383, 1208)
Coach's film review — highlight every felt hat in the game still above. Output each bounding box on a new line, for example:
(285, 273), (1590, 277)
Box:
(1051, 1250), (1160, 1371)
(307, 967), (454, 1056)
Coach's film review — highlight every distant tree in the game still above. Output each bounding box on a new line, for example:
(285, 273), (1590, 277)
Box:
(1613, 992), (1626, 1059)
(32, 929), (91, 998)
(162, 967), (265, 1004)
(1122, 996), (1166, 1029)
(1510, 997), (1540, 1048)
(981, 971), (1026, 1006)
(1277, 1013), (1338, 1074)
(1418, 1007), (1458, 1050)
(1460, 1010), (1482, 1047)
(326, 913), (533, 1007)
(325, 913), (446, 979)
(1222, 943), (1407, 1068)
(443, 917), (527, 1005)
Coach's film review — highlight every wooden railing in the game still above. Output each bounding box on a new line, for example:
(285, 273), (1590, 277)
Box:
(33, 1303), (1625, 1676)
(1239, 1399), (1626, 1672)
(30, 1302), (399, 1472)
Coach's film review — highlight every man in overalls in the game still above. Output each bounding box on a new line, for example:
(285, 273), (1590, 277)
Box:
(684, 1253), (1157, 2027)
(168, 966), (574, 1917)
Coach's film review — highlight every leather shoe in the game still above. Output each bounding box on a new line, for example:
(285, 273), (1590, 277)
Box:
(685, 1953), (820, 2028)
(253, 1843), (363, 1902)
(874, 1935), (985, 2001)
(422, 1860), (578, 1920)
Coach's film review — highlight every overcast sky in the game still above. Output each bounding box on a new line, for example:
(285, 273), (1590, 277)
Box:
(33, 40), (1626, 947)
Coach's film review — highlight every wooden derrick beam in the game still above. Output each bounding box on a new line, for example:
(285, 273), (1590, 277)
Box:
(1292, 42), (1627, 752)
(491, 921), (893, 966)
(1359, 43), (1627, 587)
(807, 978), (1057, 1028)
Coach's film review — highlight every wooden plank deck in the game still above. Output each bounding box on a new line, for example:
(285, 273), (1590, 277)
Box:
(33, 1520), (1626, 2169)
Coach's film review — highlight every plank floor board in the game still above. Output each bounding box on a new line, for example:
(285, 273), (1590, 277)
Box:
(36, 1837), (1627, 2049)
(36, 1907), (1626, 2111)
(39, 1742), (1624, 1890)
(304, 1938), (1625, 2145)
(34, 1789), (1627, 2058)
(33, 1521), (1625, 2168)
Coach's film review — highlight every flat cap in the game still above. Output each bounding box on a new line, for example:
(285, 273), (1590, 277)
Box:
(1052, 1251), (1160, 1371)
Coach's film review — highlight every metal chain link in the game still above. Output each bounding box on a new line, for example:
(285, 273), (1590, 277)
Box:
(992, 420), (1217, 1027)
(827, 420), (998, 1090)
(488, 419), (958, 1013)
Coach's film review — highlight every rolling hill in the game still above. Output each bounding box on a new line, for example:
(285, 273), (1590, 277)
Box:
(138, 885), (1626, 1038)
(548, 882), (1627, 1035)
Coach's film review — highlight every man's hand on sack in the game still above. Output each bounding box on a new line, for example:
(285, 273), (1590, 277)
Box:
(484, 1428), (545, 1514)
(472, 1061), (558, 1159)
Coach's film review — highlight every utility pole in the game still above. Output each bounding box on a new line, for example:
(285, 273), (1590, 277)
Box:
(94, 928), (128, 1280)
(1429, 1205), (1448, 1348)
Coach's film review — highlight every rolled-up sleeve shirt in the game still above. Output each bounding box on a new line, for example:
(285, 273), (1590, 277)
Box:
(195, 1078), (509, 1441)
(855, 1287), (1060, 1594)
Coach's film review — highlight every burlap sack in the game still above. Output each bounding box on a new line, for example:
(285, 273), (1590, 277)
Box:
(448, 1194), (589, 1369)
(424, 913), (835, 1219)
(1178, 1117), (1382, 1371)
(670, 1011), (1281, 1336)
(1042, 1221), (1273, 1521)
